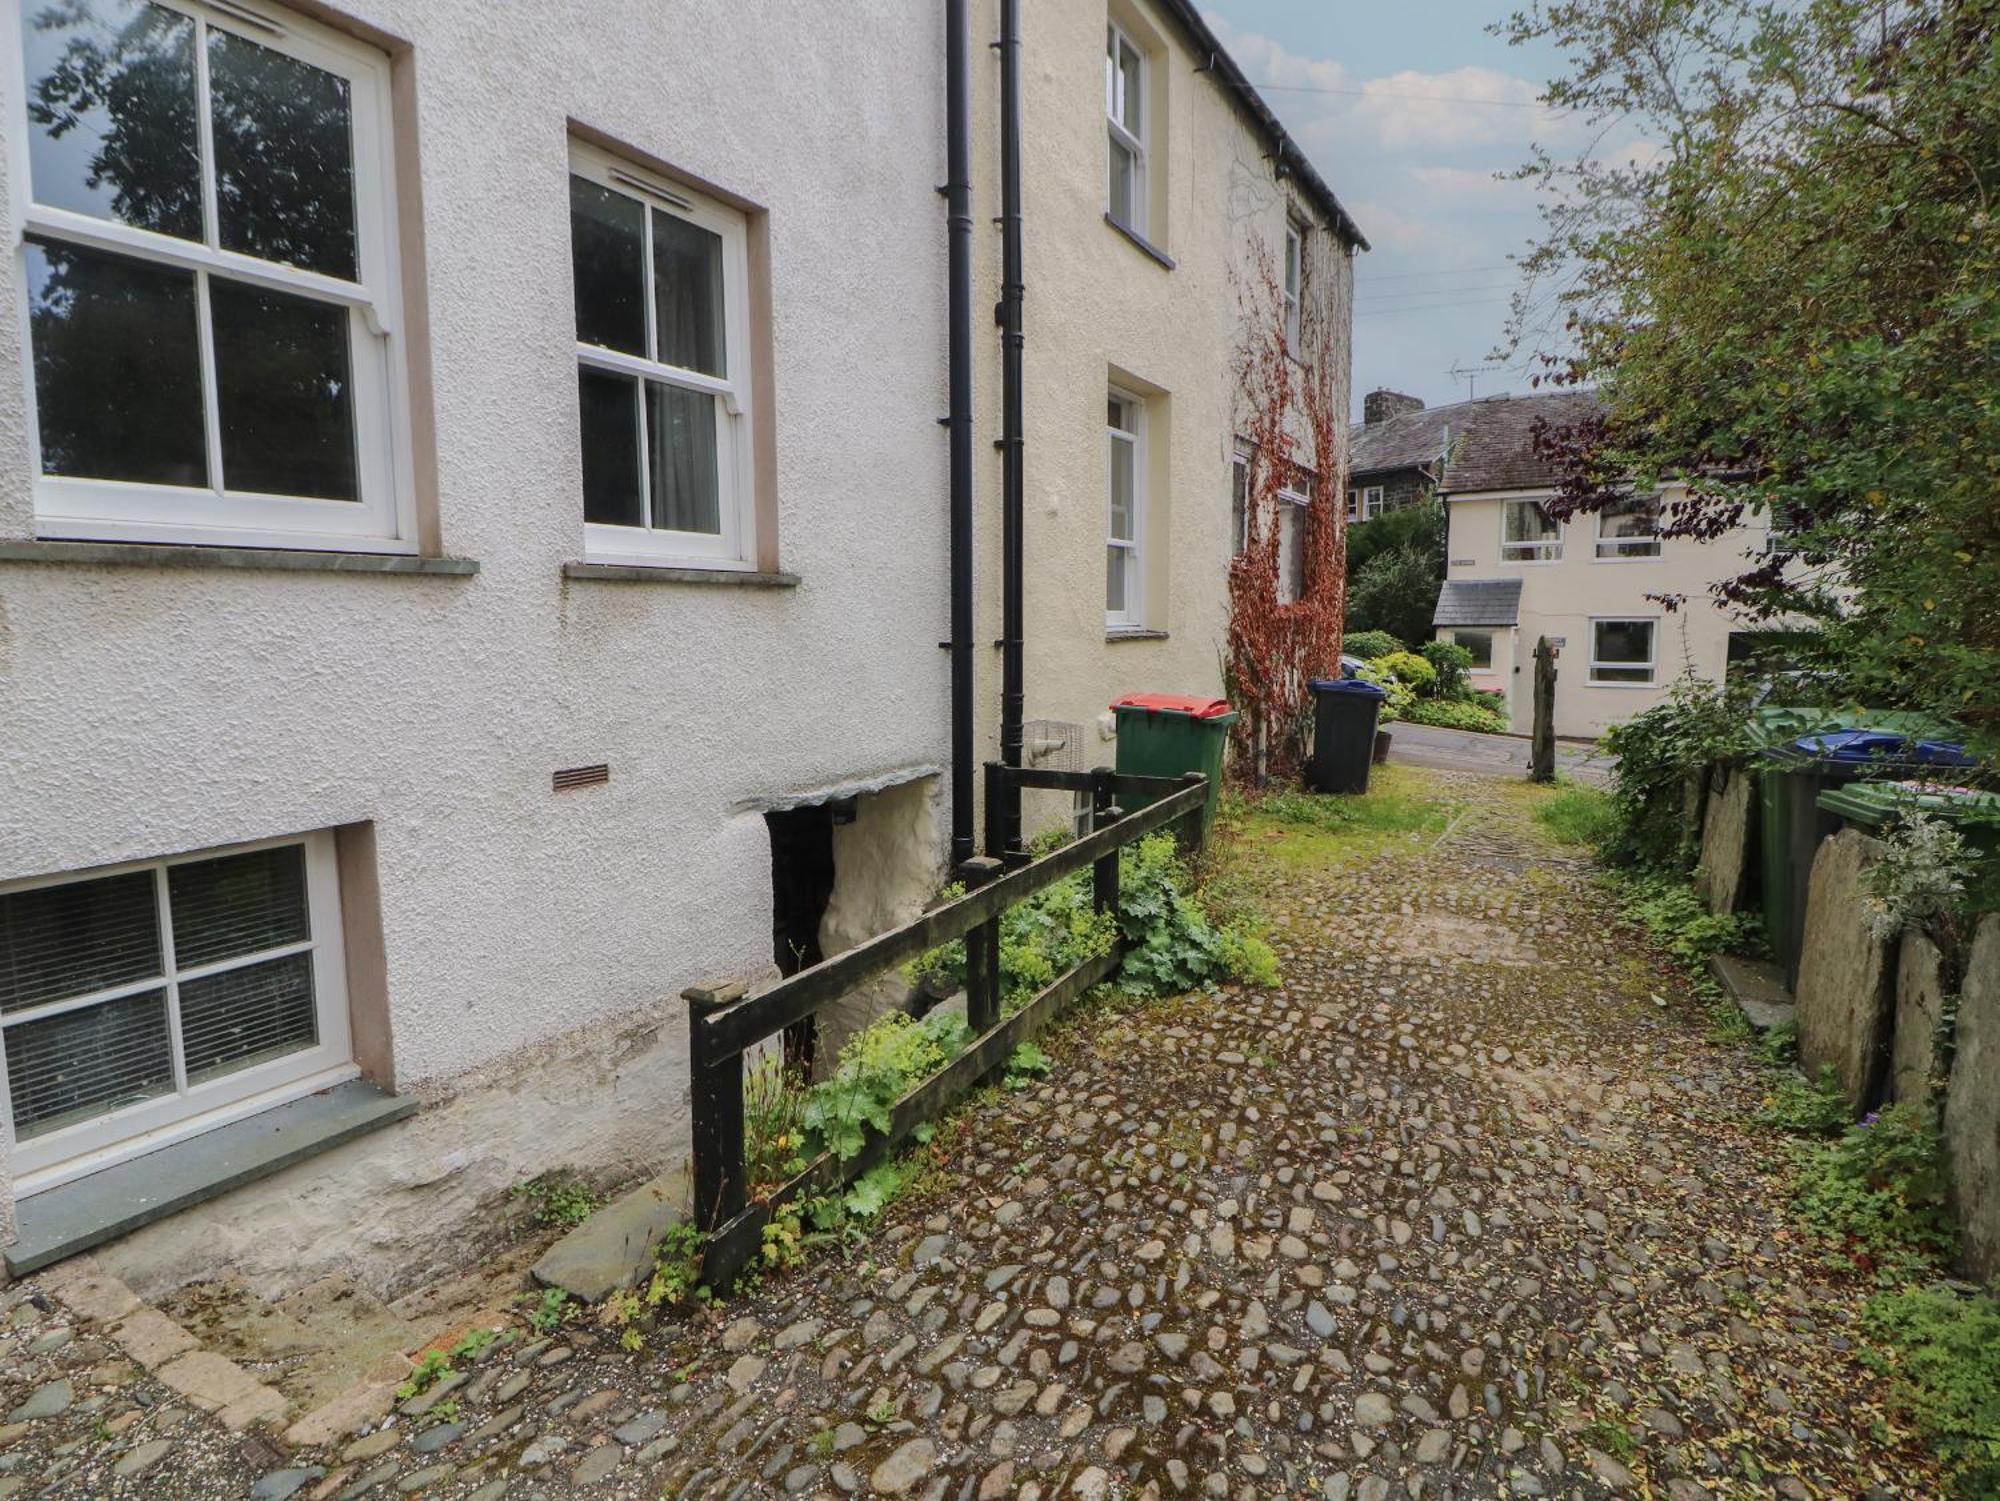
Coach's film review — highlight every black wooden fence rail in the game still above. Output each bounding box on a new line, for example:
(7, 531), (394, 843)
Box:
(686, 768), (1208, 1288)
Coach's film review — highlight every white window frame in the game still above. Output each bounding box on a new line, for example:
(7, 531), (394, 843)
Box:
(6, 0), (413, 551)
(1282, 221), (1303, 348)
(1594, 493), (1662, 560)
(1589, 617), (1658, 686)
(1345, 488), (1359, 522)
(1, 829), (354, 1195)
(570, 141), (756, 569)
(1363, 485), (1386, 520)
(1276, 473), (1311, 605)
(1106, 388), (1145, 628)
(1500, 498), (1564, 562)
(1105, 21), (1147, 236)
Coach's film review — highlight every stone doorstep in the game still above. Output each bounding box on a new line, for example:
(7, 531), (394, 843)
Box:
(44, 1253), (293, 1435)
(1709, 952), (1796, 1033)
(531, 1166), (694, 1304)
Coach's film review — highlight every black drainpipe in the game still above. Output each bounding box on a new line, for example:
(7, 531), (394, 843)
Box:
(995, 0), (1026, 858)
(944, 0), (975, 868)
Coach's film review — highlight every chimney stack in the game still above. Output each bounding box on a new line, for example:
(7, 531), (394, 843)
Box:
(1363, 389), (1425, 424)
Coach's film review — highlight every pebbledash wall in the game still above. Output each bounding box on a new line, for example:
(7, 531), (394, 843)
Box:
(966, 0), (1356, 822)
(0, 0), (949, 1296)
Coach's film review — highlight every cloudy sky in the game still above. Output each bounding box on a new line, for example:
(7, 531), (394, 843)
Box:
(1200, 1), (1601, 415)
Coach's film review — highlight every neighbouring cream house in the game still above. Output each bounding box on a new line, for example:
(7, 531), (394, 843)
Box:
(1368, 390), (1773, 739)
(0, 0), (956, 1295)
(966, 0), (1363, 834)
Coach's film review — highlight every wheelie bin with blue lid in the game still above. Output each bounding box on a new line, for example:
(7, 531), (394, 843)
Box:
(1307, 678), (1389, 795)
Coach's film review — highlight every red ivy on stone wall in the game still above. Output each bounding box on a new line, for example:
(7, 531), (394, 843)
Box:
(1226, 244), (1348, 786)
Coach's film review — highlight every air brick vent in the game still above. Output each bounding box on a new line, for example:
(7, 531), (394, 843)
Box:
(552, 764), (610, 792)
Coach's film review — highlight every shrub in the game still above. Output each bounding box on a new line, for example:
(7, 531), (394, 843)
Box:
(1792, 1102), (1956, 1281)
(1757, 1064), (1853, 1137)
(1350, 660), (1415, 723)
(800, 1010), (971, 1162)
(1863, 807), (1975, 941)
(1617, 873), (1763, 968)
(1341, 629), (1403, 661)
(1474, 689), (1506, 712)
(1368, 650), (1437, 696)
(1114, 833), (1279, 994)
(1402, 698), (1509, 734)
(1863, 1286), (2000, 1497)
(1599, 674), (1757, 876)
(1419, 639), (1475, 699)
(1346, 545), (1443, 647)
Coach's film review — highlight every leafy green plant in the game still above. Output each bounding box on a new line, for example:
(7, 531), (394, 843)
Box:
(397, 1348), (454, 1400)
(1758, 1019), (1799, 1068)
(1791, 1102), (1955, 1282)
(801, 1010), (971, 1163)
(1350, 659), (1416, 723)
(510, 1171), (600, 1230)
(1114, 834), (1277, 995)
(1863, 808), (1976, 941)
(1003, 1040), (1052, 1090)
(1418, 639), (1475, 699)
(1368, 649), (1438, 697)
(1757, 1064), (1852, 1138)
(1863, 1286), (2000, 1498)
(743, 1055), (809, 1198)
(1615, 872), (1764, 968)
(522, 1286), (573, 1335)
(1341, 629), (1403, 660)
(1535, 785), (1619, 849)
(1402, 697), (1509, 733)
(646, 1221), (710, 1309)
(1598, 676), (1757, 876)
(449, 1327), (500, 1363)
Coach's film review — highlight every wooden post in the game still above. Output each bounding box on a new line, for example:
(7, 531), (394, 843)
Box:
(957, 855), (1005, 1033)
(1530, 636), (1557, 784)
(684, 977), (749, 1232)
(1174, 770), (1209, 856)
(1090, 766), (1123, 916)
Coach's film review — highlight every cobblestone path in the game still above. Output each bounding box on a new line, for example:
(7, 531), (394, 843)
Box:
(0, 771), (1938, 1499)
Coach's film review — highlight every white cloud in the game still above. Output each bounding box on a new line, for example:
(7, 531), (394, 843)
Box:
(1342, 200), (1435, 252)
(1406, 164), (1535, 210)
(1353, 67), (1582, 152)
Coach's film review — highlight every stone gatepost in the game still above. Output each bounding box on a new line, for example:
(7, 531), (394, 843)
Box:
(1944, 914), (2000, 1281)
(1795, 829), (1894, 1111)
(1890, 930), (1949, 1105)
(1696, 765), (1754, 916)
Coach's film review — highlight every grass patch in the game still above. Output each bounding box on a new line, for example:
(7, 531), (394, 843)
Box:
(1534, 783), (1620, 850)
(1221, 764), (1461, 873)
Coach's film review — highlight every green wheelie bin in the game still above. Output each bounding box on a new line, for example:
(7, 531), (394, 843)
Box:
(1111, 693), (1235, 844)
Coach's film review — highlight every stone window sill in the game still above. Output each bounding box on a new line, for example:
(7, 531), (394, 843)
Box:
(1107, 628), (1170, 643)
(563, 562), (799, 588)
(1103, 214), (1176, 271)
(3, 1081), (415, 1276)
(0, 541), (478, 576)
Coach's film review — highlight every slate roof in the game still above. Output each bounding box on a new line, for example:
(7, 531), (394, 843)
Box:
(1351, 390), (1601, 495)
(1433, 578), (1524, 628)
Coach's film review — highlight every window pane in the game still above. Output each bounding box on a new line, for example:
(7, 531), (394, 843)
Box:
(1505, 501), (1556, 543)
(27, 238), (207, 486)
(208, 29), (358, 281)
(0, 870), (160, 1014)
(21, 0), (201, 241)
(1109, 437), (1134, 541)
(167, 843), (308, 970)
(179, 950), (316, 1084)
(1106, 545), (1126, 612)
(647, 382), (720, 534)
(569, 177), (645, 356)
(1455, 631), (1494, 668)
(211, 277), (358, 501)
(4, 988), (174, 1139)
(578, 368), (643, 526)
(1108, 138), (1135, 227)
(1601, 498), (1657, 537)
(1594, 621), (1653, 665)
(1117, 39), (1142, 134)
(652, 210), (725, 377)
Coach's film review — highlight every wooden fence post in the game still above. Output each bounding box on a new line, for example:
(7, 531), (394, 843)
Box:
(1090, 766), (1123, 916)
(1530, 637), (1558, 784)
(1174, 770), (1209, 856)
(957, 855), (1005, 1033)
(684, 977), (749, 1232)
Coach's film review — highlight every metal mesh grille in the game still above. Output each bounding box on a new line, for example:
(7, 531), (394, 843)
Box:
(1023, 720), (1083, 773)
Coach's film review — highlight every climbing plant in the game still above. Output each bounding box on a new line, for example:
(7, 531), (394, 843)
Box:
(1225, 238), (1348, 787)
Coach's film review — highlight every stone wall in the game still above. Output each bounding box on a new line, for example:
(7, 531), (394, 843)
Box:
(1944, 915), (2000, 1281)
(1795, 830), (1893, 1110)
(1696, 766), (1754, 915)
